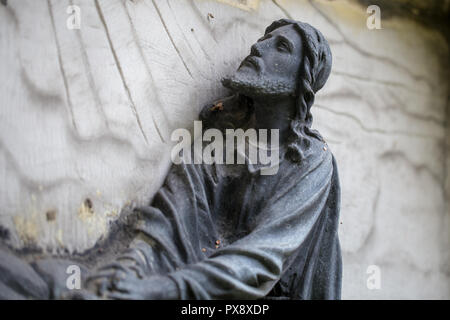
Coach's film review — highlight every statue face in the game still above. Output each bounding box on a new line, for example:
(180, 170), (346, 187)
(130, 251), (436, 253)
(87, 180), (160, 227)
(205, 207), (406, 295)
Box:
(223, 24), (303, 97)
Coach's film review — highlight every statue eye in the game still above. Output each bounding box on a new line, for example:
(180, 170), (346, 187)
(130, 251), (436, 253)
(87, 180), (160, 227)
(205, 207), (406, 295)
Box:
(278, 40), (291, 52)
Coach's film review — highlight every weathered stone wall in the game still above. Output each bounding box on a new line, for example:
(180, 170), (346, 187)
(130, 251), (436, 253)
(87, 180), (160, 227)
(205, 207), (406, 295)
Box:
(0, 0), (448, 298)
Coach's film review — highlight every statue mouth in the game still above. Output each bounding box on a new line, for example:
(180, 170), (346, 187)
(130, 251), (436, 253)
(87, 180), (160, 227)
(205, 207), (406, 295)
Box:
(240, 56), (260, 71)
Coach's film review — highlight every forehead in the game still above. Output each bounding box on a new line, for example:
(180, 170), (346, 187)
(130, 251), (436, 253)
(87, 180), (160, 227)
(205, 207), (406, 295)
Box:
(267, 24), (301, 46)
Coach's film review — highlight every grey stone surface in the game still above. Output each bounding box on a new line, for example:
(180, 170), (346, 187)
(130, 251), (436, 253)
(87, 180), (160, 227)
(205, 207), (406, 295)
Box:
(0, 0), (448, 299)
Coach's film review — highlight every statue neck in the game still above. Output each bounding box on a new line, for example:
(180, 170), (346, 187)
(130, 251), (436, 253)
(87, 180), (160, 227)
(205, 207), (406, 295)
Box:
(251, 95), (296, 143)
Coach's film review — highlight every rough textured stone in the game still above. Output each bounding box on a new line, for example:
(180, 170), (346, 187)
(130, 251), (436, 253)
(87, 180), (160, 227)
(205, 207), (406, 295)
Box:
(0, 0), (448, 299)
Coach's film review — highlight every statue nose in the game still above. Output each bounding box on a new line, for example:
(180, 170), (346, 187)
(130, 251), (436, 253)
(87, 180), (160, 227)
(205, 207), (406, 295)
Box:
(250, 44), (262, 57)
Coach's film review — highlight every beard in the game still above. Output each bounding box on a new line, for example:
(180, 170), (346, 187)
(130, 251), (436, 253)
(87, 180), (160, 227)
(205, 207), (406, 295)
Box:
(222, 72), (296, 98)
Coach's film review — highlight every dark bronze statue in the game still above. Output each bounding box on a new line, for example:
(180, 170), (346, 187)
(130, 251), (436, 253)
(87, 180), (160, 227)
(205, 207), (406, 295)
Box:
(0, 19), (342, 300)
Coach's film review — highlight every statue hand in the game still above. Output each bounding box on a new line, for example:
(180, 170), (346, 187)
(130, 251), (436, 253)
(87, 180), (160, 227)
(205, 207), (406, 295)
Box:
(60, 289), (100, 300)
(102, 269), (142, 300)
(84, 261), (178, 300)
(105, 270), (178, 300)
(84, 262), (129, 298)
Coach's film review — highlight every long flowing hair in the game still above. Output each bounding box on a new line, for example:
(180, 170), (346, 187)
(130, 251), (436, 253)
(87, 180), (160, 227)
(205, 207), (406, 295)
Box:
(264, 19), (333, 163)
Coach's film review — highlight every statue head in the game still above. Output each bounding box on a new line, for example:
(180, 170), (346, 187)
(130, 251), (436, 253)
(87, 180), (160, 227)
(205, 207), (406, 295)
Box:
(223, 19), (332, 125)
(222, 19), (333, 163)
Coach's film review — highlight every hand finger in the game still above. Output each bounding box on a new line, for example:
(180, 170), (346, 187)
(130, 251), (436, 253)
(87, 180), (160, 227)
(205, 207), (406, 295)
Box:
(128, 265), (144, 279)
(61, 289), (99, 300)
(97, 262), (128, 273)
(111, 276), (132, 293)
(98, 278), (111, 297)
(85, 275), (113, 297)
(106, 291), (135, 300)
(86, 271), (116, 284)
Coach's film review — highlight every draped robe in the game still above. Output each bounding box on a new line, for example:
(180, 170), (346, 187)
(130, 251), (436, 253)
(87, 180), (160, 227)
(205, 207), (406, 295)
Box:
(114, 133), (342, 299)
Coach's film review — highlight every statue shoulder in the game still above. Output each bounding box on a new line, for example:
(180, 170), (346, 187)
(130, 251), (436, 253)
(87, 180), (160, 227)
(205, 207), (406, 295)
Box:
(199, 94), (254, 131)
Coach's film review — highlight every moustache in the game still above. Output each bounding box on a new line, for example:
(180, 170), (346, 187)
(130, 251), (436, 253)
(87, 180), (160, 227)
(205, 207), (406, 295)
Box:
(239, 55), (262, 71)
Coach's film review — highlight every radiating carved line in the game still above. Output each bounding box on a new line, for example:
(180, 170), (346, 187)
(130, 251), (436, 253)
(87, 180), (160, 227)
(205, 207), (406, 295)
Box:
(20, 68), (63, 107)
(190, 33), (213, 62)
(272, 0), (292, 19)
(150, 0), (194, 79)
(376, 255), (435, 279)
(64, 125), (156, 163)
(332, 70), (424, 94)
(379, 150), (444, 189)
(352, 185), (380, 255)
(47, 0), (78, 133)
(220, 17), (261, 34)
(444, 101), (450, 206)
(385, 88), (445, 126)
(316, 103), (437, 138)
(95, 0), (150, 146)
(0, 137), (82, 193)
(68, 0), (108, 128)
(151, 114), (166, 143)
(166, 0), (197, 58)
(321, 87), (446, 127)
(187, 0), (219, 44)
(307, 0), (435, 90)
(165, 0), (209, 79)
(1, 0), (18, 27)
(122, 0), (169, 142)
(273, 0), (437, 91)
